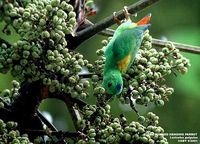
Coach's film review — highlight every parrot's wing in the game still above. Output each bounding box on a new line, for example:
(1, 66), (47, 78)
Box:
(112, 29), (140, 67)
(112, 25), (150, 72)
(104, 25), (150, 73)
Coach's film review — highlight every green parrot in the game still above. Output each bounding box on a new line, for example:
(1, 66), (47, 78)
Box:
(102, 14), (151, 96)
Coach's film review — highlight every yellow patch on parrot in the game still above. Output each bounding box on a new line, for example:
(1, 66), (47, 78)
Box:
(117, 54), (132, 73)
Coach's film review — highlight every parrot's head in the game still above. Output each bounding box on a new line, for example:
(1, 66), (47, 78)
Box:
(102, 70), (123, 96)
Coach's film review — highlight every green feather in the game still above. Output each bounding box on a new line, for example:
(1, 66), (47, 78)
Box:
(113, 25), (150, 69)
(102, 69), (123, 96)
(102, 21), (150, 96)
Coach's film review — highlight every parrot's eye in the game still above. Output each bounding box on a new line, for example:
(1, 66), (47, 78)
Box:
(108, 82), (112, 88)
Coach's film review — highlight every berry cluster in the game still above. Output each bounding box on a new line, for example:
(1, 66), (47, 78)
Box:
(0, 80), (20, 104)
(0, 119), (31, 144)
(0, 0), (191, 144)
(76, 104), (168, 144)
(0, 0), (90, 98)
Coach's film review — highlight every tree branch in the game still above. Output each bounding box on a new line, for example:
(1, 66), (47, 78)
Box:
(37, 110), (58, 131)
(68, 0), (159, 49)
(48, 91), (86, 130)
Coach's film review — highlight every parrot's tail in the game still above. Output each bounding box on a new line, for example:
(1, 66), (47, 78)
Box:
(137, 13), (151, 26)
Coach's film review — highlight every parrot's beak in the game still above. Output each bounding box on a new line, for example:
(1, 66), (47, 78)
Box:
(136, 13), (151, 26)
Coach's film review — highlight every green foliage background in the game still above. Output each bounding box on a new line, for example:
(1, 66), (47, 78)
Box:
(0, 0), (200, 143)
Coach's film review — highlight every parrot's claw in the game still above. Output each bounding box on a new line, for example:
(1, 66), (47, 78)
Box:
(113, 12), (122, 25)
(134, 13), (137, 17)
(113, 6), (135, 25)
(123, 6), (131, 21)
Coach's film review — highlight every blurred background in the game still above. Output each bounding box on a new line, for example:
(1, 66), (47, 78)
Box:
(0, 0), (200, 143)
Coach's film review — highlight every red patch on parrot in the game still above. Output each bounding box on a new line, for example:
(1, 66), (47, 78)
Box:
(137, 13), (151, 26)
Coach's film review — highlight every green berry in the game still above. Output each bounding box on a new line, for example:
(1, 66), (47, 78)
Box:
(74, 65), (82, 72)
(39, 19), (46, 26)
(60, 1), (68, 9)
(1, 89), (11, 97)
(155, 100), (165, 107)
(57, 9), (65, 18)
(7, 121), (17, 129)
(67, 4), (74, 12)
(46, 4), (53, 11)
(140, 136), (148, 143)
(0, 102), (4, 108)
(124, 133), (131, 141)
(22, 21), (30, 29)
(138, 116), (145, 123)
(80, 92), (87, 98)
(69, 17), (76, 24)
(12, 80), (19, 88)
(41, 31), (50, 38)
(69, 11), (76, 18)
(51, 0), (60, 7)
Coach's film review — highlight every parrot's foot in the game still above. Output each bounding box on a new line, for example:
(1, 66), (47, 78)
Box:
(123, 6), (137, 18)
(113, 6), (137, 25)
(123, 6), (131, 20)
(133, 12), (137, 17)
(113, 12), (122, 25)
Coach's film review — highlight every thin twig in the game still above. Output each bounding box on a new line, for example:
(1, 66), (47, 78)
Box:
(152, 38), (200, 54)
(24, 129), (85, 139)
(78, 73), (94, 78)
(69, 0), (159, 49)
(97, 27), (200, 55)
(126, 86), (140, 116)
